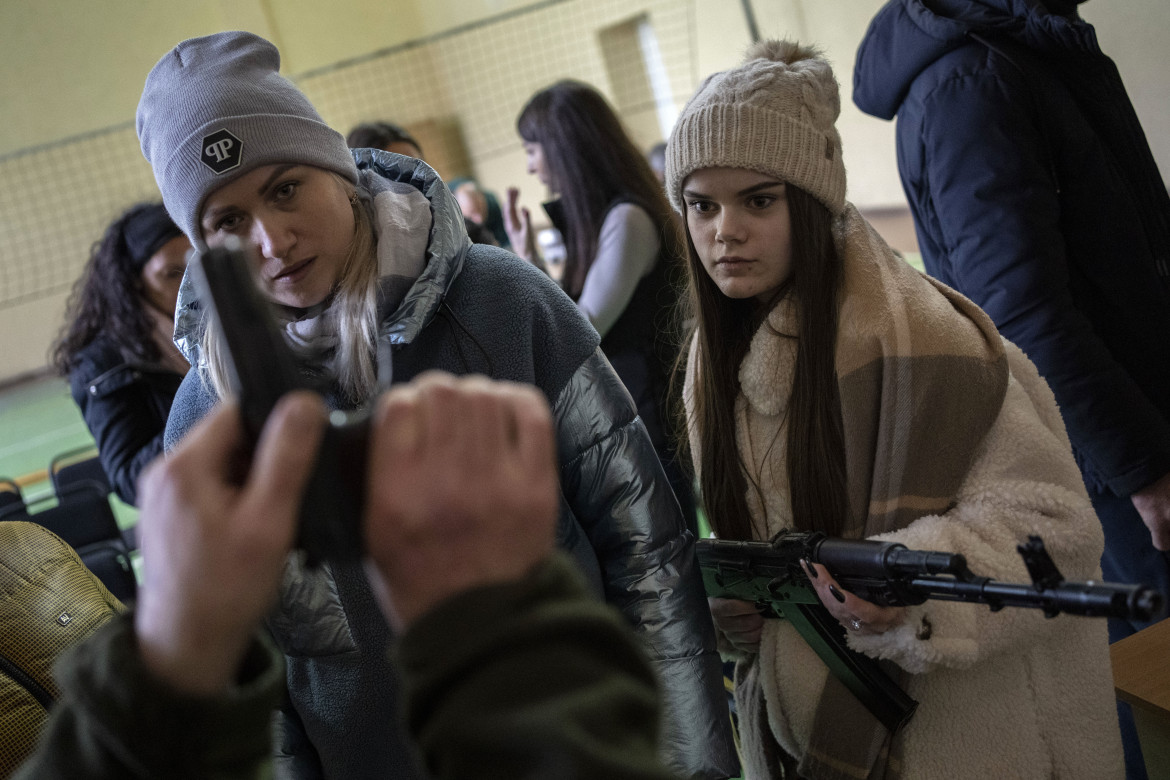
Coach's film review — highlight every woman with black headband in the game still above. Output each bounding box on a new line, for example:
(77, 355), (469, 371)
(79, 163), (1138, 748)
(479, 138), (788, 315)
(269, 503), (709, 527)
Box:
(53, 203), (191, 506)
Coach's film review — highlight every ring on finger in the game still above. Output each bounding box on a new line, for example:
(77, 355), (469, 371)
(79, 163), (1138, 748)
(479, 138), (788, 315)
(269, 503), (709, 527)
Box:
(848, 617), (863, 632)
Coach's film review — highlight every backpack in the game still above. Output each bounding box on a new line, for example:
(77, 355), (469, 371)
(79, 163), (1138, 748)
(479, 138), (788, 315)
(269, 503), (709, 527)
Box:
(0, 521), (124, 778)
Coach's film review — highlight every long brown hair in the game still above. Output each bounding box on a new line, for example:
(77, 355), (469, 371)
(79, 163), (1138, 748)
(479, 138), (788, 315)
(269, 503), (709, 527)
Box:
(679, 184), (848, 540)
(517, 80), (674, 299)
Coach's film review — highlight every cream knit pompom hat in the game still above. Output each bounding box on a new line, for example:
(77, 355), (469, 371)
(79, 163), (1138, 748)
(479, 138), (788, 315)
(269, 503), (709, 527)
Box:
(666, 40), (846, 216)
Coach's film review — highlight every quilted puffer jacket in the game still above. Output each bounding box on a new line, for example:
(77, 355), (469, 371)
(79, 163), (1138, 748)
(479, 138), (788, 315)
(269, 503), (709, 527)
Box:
(163, 151), (736, 780)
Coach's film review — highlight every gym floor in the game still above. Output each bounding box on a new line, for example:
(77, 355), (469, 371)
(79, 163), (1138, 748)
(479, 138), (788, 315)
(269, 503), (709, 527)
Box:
(0, 374), (138, 531)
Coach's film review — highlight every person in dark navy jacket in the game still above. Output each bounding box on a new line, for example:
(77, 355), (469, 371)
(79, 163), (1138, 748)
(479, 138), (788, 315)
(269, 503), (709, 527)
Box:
(854, 0), (1170, 632)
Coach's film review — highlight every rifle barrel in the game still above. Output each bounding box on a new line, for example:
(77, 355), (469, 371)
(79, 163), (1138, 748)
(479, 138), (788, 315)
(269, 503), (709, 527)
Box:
(908, 577), (1162, 621)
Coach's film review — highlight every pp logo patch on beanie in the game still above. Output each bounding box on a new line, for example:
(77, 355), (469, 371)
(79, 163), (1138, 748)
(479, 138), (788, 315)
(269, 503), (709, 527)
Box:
(201, 129), (243, 174)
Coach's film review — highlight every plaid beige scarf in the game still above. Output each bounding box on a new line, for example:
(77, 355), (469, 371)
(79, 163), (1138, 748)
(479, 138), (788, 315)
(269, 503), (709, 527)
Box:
(739, 205), (1009, 779)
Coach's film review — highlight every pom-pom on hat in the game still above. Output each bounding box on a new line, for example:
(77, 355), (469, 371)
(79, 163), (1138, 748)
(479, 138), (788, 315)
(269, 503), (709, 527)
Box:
(666, 40), (846, 216)
(136, 31), (359, 249)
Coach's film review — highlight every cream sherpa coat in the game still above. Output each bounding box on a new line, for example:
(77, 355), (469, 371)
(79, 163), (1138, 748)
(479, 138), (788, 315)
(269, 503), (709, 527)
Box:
(687, 306), (1125, 780)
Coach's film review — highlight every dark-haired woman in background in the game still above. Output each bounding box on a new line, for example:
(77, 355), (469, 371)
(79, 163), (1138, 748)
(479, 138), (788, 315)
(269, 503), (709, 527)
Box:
(345, 120), (423, 159)
(506, 80), (696, 531)
(53, 203), (190, 506)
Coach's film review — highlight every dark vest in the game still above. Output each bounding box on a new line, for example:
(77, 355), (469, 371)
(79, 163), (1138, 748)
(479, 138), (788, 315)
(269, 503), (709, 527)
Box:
(546, 199), (683, 451)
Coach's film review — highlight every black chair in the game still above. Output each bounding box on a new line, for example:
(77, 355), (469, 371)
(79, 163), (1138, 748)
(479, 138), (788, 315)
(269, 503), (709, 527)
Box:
(49, 446), (112, 496)
(0, 480), (137, 603)
(48, 445), (140, 549)
(0, 478), (23, 511)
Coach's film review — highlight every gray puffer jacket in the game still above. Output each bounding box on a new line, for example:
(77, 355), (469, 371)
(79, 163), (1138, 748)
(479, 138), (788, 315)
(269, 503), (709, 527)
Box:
(163, 151), (736, 780)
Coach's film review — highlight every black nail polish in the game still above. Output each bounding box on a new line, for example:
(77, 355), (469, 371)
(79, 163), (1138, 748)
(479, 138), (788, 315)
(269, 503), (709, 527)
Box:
(829, 584), (846, 603)
(802, 559), (818, 579)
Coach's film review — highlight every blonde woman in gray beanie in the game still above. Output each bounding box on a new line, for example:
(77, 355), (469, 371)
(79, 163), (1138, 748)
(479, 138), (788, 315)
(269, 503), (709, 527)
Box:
(137, 30), (736, 780)
(669, 40), (1123, 779)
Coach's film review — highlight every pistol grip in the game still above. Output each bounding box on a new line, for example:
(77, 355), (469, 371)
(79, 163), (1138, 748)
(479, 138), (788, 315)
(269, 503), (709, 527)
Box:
(297, 416), (370, 564)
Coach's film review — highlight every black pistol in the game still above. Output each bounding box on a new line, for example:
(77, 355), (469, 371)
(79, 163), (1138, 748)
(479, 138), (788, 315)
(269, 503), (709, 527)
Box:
(190, 240), (369, 563)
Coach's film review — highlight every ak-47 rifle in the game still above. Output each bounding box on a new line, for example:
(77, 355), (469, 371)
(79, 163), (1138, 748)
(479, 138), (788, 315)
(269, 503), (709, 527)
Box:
(697, 531), (1164, 733)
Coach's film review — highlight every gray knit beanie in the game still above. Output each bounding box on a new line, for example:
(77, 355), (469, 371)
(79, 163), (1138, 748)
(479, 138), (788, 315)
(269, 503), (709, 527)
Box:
(666, 40), (846, 216)
(137, 31), (359, 248)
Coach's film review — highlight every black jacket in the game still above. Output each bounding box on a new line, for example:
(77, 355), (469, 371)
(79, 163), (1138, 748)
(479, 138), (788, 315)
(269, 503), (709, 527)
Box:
(854, 0), (1170, 496)
(544, 198), (683, 456)
(68, 336), (184, 506)
(163, 152), (736, 780)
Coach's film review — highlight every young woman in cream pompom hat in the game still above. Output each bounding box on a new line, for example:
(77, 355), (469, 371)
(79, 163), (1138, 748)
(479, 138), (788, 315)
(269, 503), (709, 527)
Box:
(668, 39), (1124, 780)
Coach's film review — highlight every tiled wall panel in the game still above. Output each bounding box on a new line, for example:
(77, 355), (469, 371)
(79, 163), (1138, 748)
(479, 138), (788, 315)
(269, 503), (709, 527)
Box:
(0, 0), (695, 319)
